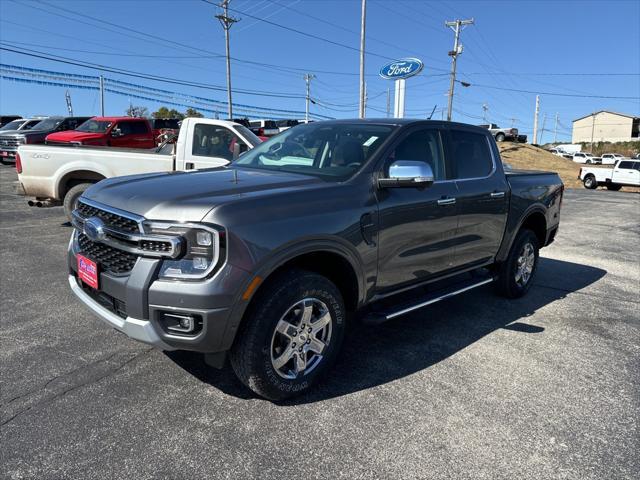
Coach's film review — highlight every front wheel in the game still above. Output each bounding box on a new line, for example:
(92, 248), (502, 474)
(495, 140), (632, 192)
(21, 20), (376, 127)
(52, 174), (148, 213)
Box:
(583, 175), (598, 189)
(496, 133), (505, 142)
(495, 229), (540, 299)
(230, 269), (346, 401)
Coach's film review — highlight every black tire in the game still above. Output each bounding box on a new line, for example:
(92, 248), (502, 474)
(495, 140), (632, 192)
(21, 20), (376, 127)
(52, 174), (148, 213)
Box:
(63, 183), (92, 221)
(495, 229), (540, 299)
(495, 133), (505, 142)
(583, 174), (598, 189)
(606, 184), (622, 191)
(230, 269), (346, 401)
(586, 159), (593, 164)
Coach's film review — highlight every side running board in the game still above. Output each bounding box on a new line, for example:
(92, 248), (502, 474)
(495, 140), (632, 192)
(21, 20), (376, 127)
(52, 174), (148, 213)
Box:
(362, 276), (495, 325)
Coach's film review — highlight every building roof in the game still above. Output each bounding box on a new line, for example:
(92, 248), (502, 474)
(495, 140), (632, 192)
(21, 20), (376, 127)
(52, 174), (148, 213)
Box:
(572, 110), (639, 123)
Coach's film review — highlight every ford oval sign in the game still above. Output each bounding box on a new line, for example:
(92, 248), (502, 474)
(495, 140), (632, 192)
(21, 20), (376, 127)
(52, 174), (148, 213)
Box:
(379, 58), (424, 80)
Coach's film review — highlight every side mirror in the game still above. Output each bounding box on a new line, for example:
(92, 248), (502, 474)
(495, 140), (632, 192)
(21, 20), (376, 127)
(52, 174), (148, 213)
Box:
(111, 128), (123, 138)
(378, 160), (435, 188)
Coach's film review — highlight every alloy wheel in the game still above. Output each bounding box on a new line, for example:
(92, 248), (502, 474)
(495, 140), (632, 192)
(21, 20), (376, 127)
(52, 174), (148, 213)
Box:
(270, 298), (332, 379)
(515, 242), (535, 287)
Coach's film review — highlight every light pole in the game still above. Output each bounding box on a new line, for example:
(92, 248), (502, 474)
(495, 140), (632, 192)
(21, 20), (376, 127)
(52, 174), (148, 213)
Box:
(358, 0), (367, 118)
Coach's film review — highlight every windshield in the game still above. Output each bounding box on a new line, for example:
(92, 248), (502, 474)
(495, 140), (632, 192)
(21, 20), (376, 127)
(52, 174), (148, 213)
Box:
(234, 122), (394, 181)
(234, 124), (262, 147)
(76, 119), (112, 133)
(32, 118), (63, 131)
(0, 120), (25, 131)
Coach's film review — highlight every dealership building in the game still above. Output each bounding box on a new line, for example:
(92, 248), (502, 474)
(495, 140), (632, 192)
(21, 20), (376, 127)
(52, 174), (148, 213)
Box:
(572, 111), (640, 143)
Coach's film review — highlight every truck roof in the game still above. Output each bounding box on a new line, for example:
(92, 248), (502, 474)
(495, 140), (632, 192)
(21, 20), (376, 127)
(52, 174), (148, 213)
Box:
(89, 116), (148, 122)
(306, 118), (491, 133)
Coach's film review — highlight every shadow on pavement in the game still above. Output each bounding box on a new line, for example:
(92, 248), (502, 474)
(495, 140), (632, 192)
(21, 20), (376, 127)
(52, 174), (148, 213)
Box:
(166, 258), (606, 403)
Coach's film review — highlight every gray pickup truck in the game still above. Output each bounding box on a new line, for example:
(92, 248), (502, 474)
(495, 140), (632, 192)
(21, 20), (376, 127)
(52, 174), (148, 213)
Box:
(68, 119), (563, 400)
(478, 123), (519, 142)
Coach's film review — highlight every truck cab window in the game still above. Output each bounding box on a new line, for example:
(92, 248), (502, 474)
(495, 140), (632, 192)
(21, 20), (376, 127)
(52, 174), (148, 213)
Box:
(129, 121), (149, 134)
(450, 130), (493, 179)
(389, 129), (446, 181)
(192, 124), (243, 161)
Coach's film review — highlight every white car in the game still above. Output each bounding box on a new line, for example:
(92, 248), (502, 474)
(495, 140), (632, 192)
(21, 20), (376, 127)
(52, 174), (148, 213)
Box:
(548, 148), (567, 157)
(17, 118), (261, 220)
(572, 152), (597, 164)
(579, 159), (640, 190)
(600, 153), (625, 165)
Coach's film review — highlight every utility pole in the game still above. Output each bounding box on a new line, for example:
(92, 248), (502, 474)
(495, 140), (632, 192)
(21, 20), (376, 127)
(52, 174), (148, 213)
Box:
(386, 87), (391, 117)
(510, 117), (518, 128)
(99, 75), (105, 116)
(216, 0), (239, 118)
(358, 0), (367, 119)
(532, 95), (540, 144)
(553, 113), (559, 143)
(590, 113), (596, 152)
(445, 18), (474, 121)
(540, 113), (547, 145)
(304, 73), (315, 123)
(65, 90), (73, 116)
(482, 103), (488, 123)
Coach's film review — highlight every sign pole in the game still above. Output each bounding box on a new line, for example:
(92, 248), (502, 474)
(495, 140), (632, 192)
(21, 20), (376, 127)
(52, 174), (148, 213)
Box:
(394, 79), (405, 118)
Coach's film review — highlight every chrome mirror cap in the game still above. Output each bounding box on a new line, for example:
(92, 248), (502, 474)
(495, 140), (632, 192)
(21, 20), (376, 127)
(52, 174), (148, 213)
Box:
(379, 160), (435, 188)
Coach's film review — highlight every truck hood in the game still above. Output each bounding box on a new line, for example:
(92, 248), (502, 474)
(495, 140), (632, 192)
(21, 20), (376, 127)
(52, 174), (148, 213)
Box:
(46, 131), (105, 143)
(84, 167), (324, 222)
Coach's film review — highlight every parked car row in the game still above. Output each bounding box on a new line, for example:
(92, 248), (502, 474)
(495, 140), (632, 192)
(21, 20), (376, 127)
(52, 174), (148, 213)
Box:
(15, 118), (261, 219)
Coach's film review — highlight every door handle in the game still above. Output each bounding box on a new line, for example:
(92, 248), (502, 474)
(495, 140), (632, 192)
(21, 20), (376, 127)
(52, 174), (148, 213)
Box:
(490, 191), (506, 198)
(437, 197), (456, 206)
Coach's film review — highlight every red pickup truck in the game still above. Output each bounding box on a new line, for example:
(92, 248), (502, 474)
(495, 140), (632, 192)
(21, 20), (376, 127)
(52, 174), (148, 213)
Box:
(45, 117), (156, 149)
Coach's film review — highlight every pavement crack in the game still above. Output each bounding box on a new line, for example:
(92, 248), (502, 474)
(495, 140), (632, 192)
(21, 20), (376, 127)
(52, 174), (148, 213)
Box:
(0, 347), (154, 427)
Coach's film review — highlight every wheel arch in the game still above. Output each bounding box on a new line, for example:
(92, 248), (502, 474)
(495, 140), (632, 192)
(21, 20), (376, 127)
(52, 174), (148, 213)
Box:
(496, 206), (548, 263)
(219, 241), (365, 352)
(56, 169), (107, 199)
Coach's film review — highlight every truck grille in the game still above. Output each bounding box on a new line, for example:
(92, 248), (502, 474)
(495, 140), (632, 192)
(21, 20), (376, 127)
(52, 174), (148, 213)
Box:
(0, 137), (20, 148)
(78, 233), (138, 274)
(76, 200), (140, 233)
(79, 280), (128, 319)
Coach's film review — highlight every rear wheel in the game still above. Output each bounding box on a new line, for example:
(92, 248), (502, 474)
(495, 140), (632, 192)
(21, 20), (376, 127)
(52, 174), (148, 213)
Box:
(230, 269), (346, 401)
(495, 133), (505, 142)
(606, 183), (622, 191)
(583, 174), (598, 189)
(63, 183), (93, 222)
(495, 229), (539, 299)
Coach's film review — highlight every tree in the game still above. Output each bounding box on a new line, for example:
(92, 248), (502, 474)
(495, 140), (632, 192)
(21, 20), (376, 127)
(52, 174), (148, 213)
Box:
(125, 105), (149, 117)
(152, 107), (184, 120)
(184, 107), (204, 118)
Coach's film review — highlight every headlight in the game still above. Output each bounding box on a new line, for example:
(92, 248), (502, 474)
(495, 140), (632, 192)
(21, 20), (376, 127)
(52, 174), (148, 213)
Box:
(143, 222), (224, 280)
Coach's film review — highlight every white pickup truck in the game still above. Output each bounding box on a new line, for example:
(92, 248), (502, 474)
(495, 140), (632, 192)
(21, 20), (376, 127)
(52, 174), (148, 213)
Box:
(580, 159), (640, 190)
(17, 118), (261, 219)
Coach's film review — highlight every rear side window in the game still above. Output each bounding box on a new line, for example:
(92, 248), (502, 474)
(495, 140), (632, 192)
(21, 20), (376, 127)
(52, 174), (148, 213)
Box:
(389, 128), (446, 181)
(449, 130), (493, 179)
(128, 121), (149, 134)
(618, 161), (633, 169)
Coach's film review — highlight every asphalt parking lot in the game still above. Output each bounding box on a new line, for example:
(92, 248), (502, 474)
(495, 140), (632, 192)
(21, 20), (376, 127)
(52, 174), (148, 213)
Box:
(1, 164), (638, 479)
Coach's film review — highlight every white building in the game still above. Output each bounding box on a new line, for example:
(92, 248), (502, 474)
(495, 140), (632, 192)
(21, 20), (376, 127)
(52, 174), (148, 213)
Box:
(572, 111), (639, 143)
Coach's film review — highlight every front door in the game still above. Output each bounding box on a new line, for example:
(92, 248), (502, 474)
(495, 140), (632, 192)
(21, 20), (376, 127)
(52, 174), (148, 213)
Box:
(376, 127), (459, 291)
(613, 160), (640, 185)
(186, 123), (249, 170)
(447, 128), (509, 268)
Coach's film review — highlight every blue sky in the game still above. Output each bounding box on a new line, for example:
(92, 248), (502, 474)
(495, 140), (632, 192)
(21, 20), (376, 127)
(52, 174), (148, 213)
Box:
(1, 0), (639, 142)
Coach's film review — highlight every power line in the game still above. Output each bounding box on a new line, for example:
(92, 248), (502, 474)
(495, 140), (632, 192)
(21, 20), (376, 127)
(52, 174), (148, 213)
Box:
(201, 0), (398, 62)
(465, 81), (640, 99)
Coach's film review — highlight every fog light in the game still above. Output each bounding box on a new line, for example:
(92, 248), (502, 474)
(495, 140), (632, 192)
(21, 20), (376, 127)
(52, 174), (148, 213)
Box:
(165, 313), (195, 333)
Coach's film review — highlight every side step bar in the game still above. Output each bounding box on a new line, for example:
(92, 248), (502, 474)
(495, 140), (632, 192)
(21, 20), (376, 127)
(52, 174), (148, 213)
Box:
(362, 276), (495, 325)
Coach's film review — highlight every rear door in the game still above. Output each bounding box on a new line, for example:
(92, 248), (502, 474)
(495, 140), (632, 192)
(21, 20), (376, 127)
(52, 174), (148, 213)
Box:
(447, 127), (509, 268)
(376, 126), (459, 290)
(183, 122), (250, 170)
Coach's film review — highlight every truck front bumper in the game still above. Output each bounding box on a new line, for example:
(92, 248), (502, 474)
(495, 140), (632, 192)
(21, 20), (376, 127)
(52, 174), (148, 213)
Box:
(68, 232), (252, 353)
(68, 274), (176, 350)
